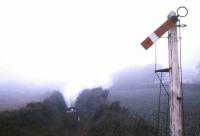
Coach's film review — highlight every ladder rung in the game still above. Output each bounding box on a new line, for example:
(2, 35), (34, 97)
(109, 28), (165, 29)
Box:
(155, 68), (171, 73)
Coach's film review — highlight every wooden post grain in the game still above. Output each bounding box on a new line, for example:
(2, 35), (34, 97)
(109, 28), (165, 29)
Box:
(168, 11), (183, 136)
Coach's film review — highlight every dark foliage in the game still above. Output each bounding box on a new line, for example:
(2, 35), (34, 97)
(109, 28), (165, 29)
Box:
(75, 87), (156, 136)
(75, 87), (109, 125)
(0, 91), (67, 136)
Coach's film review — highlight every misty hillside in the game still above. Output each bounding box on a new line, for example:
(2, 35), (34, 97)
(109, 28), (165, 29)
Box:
(0, 64), (200, 136)
(0, 81), (59, 111)
(110, 64), (161, 91)
(108, 65), (200, 136)
(110, 64), (200, 91)
(0, 88), (157, 136)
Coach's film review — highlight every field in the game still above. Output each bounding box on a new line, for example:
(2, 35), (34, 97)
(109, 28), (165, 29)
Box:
(108, 84), (200, 136)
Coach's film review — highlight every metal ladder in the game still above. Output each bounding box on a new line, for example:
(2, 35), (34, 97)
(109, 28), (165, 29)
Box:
(155, 68), (170, 136)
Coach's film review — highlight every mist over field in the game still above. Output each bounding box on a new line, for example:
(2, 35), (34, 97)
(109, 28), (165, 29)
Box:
(0, 80), (60, 111)
(0, 63), (200, 136)
(0, 63), (199, 109)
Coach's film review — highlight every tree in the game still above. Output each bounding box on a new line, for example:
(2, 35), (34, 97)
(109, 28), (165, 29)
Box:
(75, 87), (109, 125)
(75, 87), (156, 136)
(0, 91), (68, 136)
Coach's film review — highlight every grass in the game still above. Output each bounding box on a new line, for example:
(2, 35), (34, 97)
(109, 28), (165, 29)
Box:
(108, 84), (200, 136)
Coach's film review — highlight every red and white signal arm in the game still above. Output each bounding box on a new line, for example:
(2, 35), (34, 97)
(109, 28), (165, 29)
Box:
(141, 16), (178, 50)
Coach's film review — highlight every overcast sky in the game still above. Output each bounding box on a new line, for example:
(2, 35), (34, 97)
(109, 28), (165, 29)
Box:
(0, 0), (199, 100)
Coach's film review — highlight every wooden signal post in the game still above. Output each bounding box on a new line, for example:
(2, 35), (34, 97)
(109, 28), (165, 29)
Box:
(140, 7), (188, 136)
(168, 11), (183, 136)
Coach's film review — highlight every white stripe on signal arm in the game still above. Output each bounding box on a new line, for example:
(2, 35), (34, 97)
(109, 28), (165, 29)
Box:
(149, 33), (159, 43)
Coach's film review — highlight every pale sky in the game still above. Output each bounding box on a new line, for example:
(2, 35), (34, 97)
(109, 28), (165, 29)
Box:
(0, 0), (199, 100)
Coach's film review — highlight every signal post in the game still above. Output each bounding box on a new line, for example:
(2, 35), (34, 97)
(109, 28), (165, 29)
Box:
(168, 11), (183, 136)
(140, 7), (188, 136)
